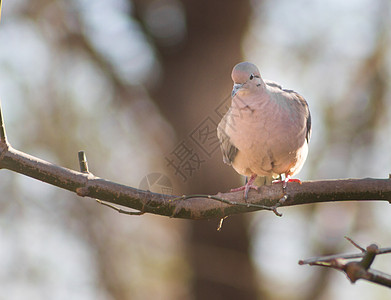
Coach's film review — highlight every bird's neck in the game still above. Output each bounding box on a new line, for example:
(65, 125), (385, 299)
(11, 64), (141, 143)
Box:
(232, 89), (270, 110)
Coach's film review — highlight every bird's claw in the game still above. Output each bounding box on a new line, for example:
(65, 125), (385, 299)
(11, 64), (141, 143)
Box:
(273, 177), (302, 190)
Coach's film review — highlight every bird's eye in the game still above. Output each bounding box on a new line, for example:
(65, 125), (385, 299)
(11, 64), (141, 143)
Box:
(249, 74), (254, 80)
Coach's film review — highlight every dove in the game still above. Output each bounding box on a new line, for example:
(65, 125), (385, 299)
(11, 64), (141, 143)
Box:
(217, 62), (311, 199)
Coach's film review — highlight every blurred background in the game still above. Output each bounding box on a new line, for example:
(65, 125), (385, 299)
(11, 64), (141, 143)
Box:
(0, 0), (391, 299)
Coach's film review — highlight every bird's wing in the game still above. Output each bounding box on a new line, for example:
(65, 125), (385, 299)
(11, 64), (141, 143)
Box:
(265, 80), (311, 143)
(287, 90), (312, 143)
(217, 110), (238, 165)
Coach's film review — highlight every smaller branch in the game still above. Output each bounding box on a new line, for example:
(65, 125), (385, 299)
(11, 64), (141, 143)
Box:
(76, 150), (145, 215)
(299, 247), (391, 265)
(0, 100), (8, 145)
(345, 236), (366, 252)
(78, 151), (89, 173)
(96, 199), (145, 216)
(169, 194), (283, 217)
(299, 237), (391, 288)
(217, 216), (228, 231)
(359, 244), (378, 270)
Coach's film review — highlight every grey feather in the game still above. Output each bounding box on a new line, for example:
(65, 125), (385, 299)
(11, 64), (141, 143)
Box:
(217, 114), (238, 165)
(285, 90), (311, 143)
(265, 80), (282, 89)
(306, 111), (312, 143)
(266, 81), (312, 143)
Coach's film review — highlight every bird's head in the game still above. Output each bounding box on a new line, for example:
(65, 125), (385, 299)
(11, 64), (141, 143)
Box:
(231, 62), (264, 97)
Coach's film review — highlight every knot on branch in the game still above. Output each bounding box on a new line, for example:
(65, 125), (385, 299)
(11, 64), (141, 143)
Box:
(76, 186), (90, 197)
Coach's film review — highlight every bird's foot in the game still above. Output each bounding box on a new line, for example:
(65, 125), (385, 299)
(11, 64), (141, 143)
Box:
(230, 174), (258, 200)
(230, 184), (258, 200)
(230, 185), (258, 192)
(272, 177), (302, 189)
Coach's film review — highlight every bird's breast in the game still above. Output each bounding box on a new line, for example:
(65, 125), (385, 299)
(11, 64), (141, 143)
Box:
(225, 99), (307, 176)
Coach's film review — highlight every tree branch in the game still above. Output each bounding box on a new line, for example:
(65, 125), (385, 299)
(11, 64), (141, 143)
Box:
(299, 237), (391, 288)
(0, 101), (391, 220)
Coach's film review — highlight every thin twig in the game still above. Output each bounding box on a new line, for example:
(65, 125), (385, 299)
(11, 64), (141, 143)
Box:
(77, 152), (144, 215)
(299, 238), (391, 288)
(0, 100), (8, 145)
(359, 244), (379, 270)
(217, 216), (228, 231)
(345, 236), (366, 252)
(299, 247), (391, 265)
(96, 200), (144, 215)
(78, 151), (89, 173)
(170, 194), (282, 216)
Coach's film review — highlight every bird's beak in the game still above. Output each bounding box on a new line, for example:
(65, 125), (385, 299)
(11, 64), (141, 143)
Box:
(232, 83), (243, 97)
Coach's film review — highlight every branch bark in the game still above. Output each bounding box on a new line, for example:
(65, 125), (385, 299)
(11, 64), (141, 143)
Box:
(1, 103), (391, 220)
